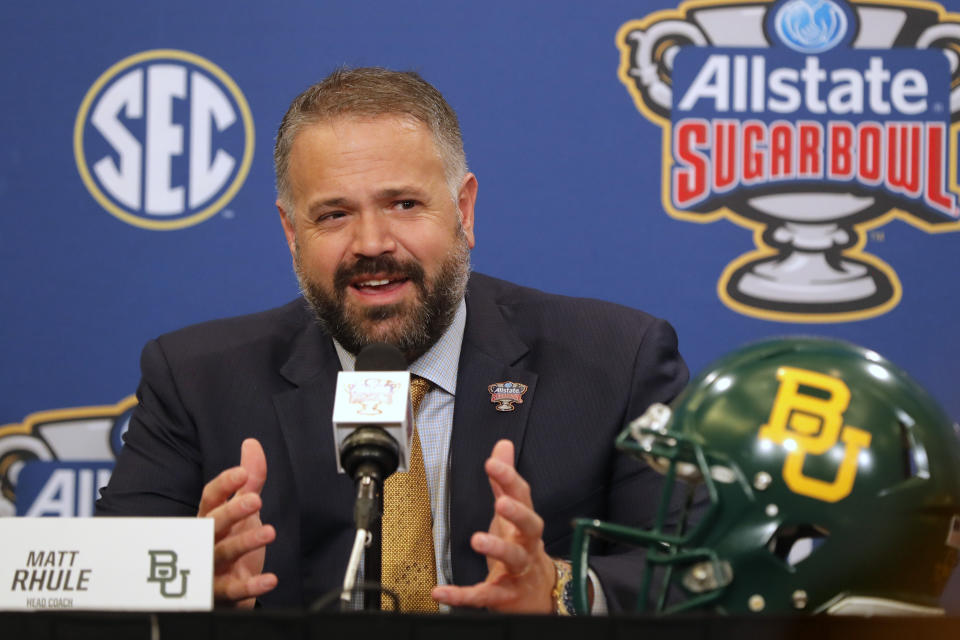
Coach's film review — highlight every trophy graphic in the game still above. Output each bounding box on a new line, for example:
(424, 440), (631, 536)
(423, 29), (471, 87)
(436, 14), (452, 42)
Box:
(619, 0), (960, 321)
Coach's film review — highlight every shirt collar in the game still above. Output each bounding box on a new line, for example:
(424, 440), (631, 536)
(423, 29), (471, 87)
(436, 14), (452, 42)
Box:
(332, 299), (466, 395)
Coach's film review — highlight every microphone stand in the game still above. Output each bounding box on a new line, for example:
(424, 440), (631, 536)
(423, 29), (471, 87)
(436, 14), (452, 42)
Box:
(339, 426), (399, 611)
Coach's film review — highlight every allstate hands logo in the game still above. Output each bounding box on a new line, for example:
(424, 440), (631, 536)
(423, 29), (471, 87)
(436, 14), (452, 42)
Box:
(775, 0), (848, 53)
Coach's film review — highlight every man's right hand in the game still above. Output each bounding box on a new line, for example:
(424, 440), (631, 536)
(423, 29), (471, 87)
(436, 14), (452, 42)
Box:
(197, 438), (278, 608)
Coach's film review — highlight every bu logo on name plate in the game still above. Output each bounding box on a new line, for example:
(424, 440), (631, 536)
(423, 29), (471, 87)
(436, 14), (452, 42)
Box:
(147, 550), (190, 598)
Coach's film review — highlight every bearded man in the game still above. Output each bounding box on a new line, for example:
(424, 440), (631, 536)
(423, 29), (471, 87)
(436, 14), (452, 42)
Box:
(97, 67), (689, 614)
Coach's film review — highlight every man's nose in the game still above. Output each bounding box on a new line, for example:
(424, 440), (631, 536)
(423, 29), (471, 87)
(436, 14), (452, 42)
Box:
(350, 212), (397, 257)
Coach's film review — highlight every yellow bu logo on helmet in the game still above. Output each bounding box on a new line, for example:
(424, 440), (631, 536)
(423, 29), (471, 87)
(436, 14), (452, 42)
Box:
(759, 367), (871, 502)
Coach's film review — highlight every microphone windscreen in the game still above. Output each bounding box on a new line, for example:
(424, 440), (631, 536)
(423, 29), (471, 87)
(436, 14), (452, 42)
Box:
(355, 343), (407, 371)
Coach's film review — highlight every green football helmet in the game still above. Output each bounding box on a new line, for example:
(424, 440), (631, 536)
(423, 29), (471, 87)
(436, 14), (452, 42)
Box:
(571, 337), (960, 615)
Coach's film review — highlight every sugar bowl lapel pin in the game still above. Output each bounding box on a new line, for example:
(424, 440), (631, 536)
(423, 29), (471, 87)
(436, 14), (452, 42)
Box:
(487, 381), (528, 412)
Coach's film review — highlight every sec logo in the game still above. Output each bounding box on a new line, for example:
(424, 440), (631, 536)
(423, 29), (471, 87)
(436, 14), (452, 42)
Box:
(74, 49), (254, 230)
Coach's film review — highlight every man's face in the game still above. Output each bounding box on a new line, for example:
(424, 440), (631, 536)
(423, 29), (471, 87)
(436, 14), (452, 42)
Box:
(277, 115), (477, 360)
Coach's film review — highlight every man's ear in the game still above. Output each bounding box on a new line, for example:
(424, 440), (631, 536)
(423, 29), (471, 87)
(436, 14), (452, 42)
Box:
(277, 201), (297, 257)
(457, 172), (478, 248)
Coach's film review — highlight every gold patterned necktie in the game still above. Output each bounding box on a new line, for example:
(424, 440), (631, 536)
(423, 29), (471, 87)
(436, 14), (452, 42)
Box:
(381, 375), (438, 612)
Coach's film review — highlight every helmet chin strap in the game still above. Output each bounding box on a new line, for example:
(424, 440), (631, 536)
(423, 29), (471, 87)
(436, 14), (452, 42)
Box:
(825, 595), (944, 616)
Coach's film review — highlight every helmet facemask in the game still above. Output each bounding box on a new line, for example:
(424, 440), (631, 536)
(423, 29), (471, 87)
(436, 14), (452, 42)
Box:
(572, 402), (728, 614)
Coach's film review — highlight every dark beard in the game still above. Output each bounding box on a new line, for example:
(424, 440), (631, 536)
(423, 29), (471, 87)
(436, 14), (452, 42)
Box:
(296, 236), (470, 362)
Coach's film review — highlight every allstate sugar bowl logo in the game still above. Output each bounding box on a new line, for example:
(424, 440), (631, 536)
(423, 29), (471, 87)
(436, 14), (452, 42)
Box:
(74, 50), (254, 230)
(617, 0), (960, 322)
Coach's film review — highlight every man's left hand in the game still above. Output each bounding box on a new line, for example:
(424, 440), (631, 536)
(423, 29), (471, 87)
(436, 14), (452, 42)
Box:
(431, 439), (555, 613)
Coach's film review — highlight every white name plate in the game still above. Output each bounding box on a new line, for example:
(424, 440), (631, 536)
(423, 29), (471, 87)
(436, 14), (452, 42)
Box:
(0, 517), (213, 611)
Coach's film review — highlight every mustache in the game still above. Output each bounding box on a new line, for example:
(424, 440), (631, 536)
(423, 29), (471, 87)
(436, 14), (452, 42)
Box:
(333, 255), (426, 292)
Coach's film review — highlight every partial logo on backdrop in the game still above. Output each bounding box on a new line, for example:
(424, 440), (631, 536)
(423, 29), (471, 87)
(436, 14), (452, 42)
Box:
(0, 397), (135, 517)
(74, 50), (254, 230)
(617, 0), (960, 322)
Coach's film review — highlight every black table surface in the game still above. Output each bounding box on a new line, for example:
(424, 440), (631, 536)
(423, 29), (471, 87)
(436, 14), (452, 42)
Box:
(3, 610), (960, 640)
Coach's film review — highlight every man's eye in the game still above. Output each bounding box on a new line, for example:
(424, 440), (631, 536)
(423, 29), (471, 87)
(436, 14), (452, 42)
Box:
(396, 200), (417, 210)
(317, 211), (346, 223)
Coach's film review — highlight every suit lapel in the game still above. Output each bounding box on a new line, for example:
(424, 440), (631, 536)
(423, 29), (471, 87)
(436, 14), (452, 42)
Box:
(273, 313), (355, 560)
(274, 313), (342, 486)
(449, 278), (538, 585)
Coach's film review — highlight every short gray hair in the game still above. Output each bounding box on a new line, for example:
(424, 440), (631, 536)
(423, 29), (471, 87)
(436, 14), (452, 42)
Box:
(274, 67), (468, 215)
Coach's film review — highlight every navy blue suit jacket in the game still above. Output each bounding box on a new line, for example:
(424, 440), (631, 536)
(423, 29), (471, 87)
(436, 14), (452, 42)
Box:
(97, 273), (689, 610)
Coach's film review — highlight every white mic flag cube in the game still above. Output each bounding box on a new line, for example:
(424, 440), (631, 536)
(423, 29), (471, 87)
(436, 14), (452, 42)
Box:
(332, 371), (412, 473)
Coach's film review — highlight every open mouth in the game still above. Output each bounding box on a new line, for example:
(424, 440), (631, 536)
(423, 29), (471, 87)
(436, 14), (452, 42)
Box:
(349, 274), (411, 295)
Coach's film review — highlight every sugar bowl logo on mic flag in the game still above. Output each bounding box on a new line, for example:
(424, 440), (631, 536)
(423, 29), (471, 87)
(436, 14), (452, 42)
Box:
(346, 378), (400, 416)
(617, 0), (960, 322)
